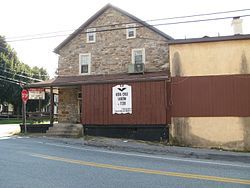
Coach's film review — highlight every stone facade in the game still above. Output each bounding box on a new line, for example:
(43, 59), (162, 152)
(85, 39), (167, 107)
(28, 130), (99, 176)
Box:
(58, 7), (169, 76)
(58, 88), (81, 123)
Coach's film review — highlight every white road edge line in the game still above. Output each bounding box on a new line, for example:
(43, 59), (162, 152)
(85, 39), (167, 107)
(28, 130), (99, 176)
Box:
(0, 136), (11, 140)
(33, 141), (250, 169)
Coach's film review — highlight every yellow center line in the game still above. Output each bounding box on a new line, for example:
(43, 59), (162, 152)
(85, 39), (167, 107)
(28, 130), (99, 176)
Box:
(30, 153), (250, 185)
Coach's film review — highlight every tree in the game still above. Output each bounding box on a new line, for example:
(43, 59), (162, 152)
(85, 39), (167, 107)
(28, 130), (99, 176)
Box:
(0, 35), (50, 115)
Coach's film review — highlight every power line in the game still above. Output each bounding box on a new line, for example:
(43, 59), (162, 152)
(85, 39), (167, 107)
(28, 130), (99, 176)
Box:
(0, 48), (49, 81)
(0, 68), (43, 82)
(0, 75), (27, 85)
(145, 8), (250, 22)
(1, 47), (48, 80)
(6, 14), (250, 42)
(0, 65), (49, 77)
(0, 77), (21, 86)
(6, 33), (69, 42)
(151, 14), (250, 27)
(5, 8), (250, 41)
(6, 29), (73, 40)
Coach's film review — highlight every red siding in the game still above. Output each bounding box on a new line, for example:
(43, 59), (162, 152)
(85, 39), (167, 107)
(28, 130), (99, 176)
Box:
(82, 81), (168, 125)
(171, 75), (250, 117)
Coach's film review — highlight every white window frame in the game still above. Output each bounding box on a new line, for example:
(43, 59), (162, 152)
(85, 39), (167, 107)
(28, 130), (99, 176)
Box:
(126, 24), (136, 39)
(79, 53), (91, 75)
(132, 48), (145, 64)
(86, 28), (96, 43)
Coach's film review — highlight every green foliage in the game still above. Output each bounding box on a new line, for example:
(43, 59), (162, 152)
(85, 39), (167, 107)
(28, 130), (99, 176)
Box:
(0, 35), (50, 114)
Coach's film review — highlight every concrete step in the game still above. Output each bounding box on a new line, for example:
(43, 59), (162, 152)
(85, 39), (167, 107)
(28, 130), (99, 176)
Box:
(46, 133), (81, 138)
(50, 123), (82, 129)
(47, 127), (81, 132)
(47, 130), (80, 134)
(46, 123), (83, 138)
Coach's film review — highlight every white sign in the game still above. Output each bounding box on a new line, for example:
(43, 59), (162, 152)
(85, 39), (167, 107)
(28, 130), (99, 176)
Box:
(28, 88), (45, 100)
(112, 84), (132, 114)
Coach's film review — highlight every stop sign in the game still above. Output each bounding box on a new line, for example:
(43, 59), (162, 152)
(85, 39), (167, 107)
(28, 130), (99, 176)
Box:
(21, 89), (29, 104)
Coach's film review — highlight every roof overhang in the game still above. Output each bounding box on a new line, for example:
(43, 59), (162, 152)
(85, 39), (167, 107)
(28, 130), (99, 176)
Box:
(167, 34), (250, 45)
(27, 72), (169, 88)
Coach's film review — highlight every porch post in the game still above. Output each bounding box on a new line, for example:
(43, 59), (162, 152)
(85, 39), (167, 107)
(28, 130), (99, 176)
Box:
(50, 86), (54, 125)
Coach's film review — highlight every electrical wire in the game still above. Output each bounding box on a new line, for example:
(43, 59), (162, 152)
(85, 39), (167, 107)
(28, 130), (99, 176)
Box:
(0, 77), (21, 86)
(0, 66), (49, 77)
(6, 29), (73, 40)
(6, 14), (250, 42)
(5, 8), (250, 41)
(0, 75), (27, 85)
(0, 68), (43, 82)
(145, 8), (250, 22)
(1, 46), (49, 81)
(5, 14), (250, 42)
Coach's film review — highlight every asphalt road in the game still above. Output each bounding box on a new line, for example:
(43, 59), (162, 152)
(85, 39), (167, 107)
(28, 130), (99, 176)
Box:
(0, 136), (249, 188)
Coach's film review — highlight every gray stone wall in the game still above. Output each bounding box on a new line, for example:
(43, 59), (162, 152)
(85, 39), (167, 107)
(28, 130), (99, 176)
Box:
(58, 88), (80, 123)
(58, 7), (169, 76)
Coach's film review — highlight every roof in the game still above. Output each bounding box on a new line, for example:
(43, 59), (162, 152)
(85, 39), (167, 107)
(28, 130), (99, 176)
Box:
(167, 34), (250, 45)
(27, 72), (169, 88)
(54, 4), (173, 54)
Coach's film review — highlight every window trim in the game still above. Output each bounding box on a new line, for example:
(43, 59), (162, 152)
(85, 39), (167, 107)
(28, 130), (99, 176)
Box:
(86, 28), (96, 43)
(132, 48), (145, 64)
(126, 24), (136, 39)
(79, 53), (91, 75)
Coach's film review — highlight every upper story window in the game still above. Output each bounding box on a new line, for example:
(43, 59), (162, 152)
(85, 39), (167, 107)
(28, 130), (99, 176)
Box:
(79, 53), (91, 74)
(86, 28), (96, 43)
(126, 24), (136, 39)
(132, 48), (145, 64)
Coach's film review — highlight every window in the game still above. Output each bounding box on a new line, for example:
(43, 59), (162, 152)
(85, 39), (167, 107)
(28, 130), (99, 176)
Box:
(126, 24), (136, 39)
(132, 48), (145, 64)
(79, 53), (91, 74)
(86, 28), (96, 43)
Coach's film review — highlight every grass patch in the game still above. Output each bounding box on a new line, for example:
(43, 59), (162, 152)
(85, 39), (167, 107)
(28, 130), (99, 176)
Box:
(0, 119), (51, 125)
(0, 119), (25, 124)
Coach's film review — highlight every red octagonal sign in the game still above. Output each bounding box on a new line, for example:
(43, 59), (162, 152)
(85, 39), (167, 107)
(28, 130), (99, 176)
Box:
(21, 89), (29, 104)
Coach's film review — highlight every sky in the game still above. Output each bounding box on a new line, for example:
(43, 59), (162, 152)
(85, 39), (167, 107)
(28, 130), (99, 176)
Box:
(1, 0), (250, 78)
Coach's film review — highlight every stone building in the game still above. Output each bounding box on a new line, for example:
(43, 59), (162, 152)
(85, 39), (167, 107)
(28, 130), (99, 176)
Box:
(52, 4), (172, 124)
(30, 4), (173, 140)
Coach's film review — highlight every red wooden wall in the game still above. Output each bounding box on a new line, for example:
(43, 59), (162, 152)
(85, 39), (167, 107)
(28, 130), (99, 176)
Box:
(171, 75), (250, 117)
(81, 74), (250, 125)
(82, 80), (168, 125)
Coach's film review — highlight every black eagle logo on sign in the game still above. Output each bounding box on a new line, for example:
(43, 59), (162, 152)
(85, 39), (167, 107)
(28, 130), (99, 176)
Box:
(118, 88), (126, 92)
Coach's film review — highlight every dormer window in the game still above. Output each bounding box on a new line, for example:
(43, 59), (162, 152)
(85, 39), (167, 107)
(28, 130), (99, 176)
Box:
(87, 28), (96, 43)
(126, 24), (136, 39)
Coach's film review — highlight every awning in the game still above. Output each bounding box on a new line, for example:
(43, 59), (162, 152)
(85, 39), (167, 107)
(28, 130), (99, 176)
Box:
(27, 71), (169, 88)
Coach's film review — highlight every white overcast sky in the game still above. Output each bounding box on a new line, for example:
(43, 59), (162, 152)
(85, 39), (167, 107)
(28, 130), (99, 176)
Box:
(1, 0), (250, 77)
